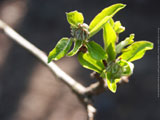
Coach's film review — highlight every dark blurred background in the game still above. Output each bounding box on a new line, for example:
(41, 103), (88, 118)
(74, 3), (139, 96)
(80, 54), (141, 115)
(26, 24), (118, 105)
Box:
(0, 0), (159, 120)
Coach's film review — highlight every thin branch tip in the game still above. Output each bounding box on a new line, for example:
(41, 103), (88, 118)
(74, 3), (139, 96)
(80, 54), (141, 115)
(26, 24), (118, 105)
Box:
(87, 104), (96, 120)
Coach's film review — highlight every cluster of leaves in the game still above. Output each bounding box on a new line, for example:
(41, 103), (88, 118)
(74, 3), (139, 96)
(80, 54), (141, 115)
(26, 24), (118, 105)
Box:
(48, 3), (153, 93)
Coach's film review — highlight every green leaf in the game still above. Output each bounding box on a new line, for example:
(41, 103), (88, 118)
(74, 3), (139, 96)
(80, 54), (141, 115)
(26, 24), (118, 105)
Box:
(120, 41), (153, 62)
(78, 52), (105, 73)
(103, 22), (117, 50)
(107, 79), (117, 93)
(103, 22), (117, 61)
(48, 38), (73, 62)
(66, 11), (84, 27)
(86, 41), (107, 60)
(67, 40), (83, 56)
(116, 34), (134, 54)
(106, 72), (117, 93)
(109, 19), (125, 33)
(89, 3), (126, 38)
(117, 59), (134, 76)
(113, 21), (121, 31)
(106, 61), (122, 79)
(109, 18), (115, 26)
(115, 78), (121, 83)
(113, 21), (125, 33)
(107, 44), (116, 61)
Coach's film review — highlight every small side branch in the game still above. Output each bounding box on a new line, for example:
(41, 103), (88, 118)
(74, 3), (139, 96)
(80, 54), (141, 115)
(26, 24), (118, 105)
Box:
(85, 72), (107, 95)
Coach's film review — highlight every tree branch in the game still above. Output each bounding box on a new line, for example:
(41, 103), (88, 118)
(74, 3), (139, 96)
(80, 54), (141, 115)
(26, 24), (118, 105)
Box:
(1, 19), (127, 120)
(87, 104), (96, 120)
(0, 20), (86, 95)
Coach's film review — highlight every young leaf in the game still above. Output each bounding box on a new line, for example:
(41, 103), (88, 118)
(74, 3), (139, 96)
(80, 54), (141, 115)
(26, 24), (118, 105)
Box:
(103, 22), (117, 49)
(89, 3), (126, 38)
(116, 34), (134, 54)
(106, 72), (117, 93)
(113, 21), (125, 33)
(107, 44), (116, 61)
(115, 78), (121, 83)
(67, 40), (83, 56)
(86, 41), (107, 60)
(117, 59), (134, 76)
(107, 79), (117, 93)
(113, 21), (121, 31)
(66, 11), (84, 27)
(78, 52), (105, 73)
(103, 22), (117, 61)
(119, 41), (153, 62)
(117, 26), (125, 33)
(109, 18), (114, 26)
(48, 38), (72, 62)
(106, 61), (122, 79)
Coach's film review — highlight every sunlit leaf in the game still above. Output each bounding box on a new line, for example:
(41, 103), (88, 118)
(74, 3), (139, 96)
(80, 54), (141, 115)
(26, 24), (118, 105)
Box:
(109, 18), (115, 26)
(116, 34), (134, 54)
(67, 40), (83, 56)
(115, 78), (121, 83)
(66, 11), (84, 27)
(48, 38), (72, 62)
(78, 52), (105, 73)
(103, 22), (117, 61)
(89, 4), (126, 37)
(113, 21), (121, 31)
(106, 72), (117, 93)
(106, 61), (122, 79)
(117, 59), (134, 76)
(113, 21), (125, 33)
(86, 41), (107, 60)
(120, 41), (153, 62)
(107, 44), (116, 61)
(103, 22), (117, 50)
(107, 79), (117, 93)
(117, 26), (125, 33)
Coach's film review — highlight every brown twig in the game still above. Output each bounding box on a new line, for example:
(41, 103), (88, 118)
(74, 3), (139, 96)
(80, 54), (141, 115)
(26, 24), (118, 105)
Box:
(87, 72), (107, 95)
